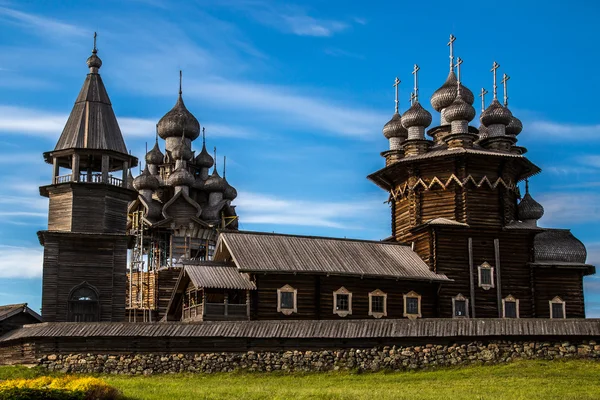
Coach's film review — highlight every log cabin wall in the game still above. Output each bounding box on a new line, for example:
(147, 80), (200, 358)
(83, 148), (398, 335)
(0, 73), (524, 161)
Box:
(533, 269), (586, 318)
(252, 273), (439, 320)
(40, 233), (128, 322)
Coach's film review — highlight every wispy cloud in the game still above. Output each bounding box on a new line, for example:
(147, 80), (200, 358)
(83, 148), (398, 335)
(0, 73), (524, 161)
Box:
(324, 47), (364, 59)
(527, 119), (600, 141)
(538, 193), (600, 226)
(0, 6), (87, 38)
(236, 191), (386, 229)
(0, 245), (43, 278)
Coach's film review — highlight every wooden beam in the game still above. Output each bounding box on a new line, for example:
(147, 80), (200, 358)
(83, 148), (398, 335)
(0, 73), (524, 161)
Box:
(71, 154), (80, 182)
(468, 237), (476, 318)
(101, 155), (109, 183)
(494, 238), (502, 317)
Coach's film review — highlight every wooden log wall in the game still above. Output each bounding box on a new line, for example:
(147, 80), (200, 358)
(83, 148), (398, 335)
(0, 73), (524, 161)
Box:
(533, 269), (586, 318)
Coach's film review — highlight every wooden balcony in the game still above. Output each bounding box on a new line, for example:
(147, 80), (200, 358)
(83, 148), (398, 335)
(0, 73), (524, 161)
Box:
(53, 173), (124, 187)
(182, 302), (248, 322)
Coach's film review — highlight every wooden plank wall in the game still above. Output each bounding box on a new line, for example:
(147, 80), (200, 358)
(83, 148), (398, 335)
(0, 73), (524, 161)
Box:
(156, 268), (182, 320)
(533, 269), (585, 318)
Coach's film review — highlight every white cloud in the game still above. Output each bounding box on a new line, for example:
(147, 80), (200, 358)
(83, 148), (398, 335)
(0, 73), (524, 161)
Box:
(0, 245), (43, 278)
(0, 6), (87, 38)
(281, 15), (347, 37)
(538, 193), (600, 226)
(526, 119), (600, 141)
(236, 191), (386, 229)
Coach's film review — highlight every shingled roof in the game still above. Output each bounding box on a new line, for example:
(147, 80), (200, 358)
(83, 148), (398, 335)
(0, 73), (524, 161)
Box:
(0, 303), (42, 322)
(53, 52), (128, 154)
(215, 231), (450, 282)
(180, 262), (256, 290)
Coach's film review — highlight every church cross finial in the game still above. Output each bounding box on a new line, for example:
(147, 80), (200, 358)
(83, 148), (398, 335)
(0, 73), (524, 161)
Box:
(448, 34), (456, 72)
(93, 32), (97, 54)
(412, 64), (420, 102)
(202, 127), (206, 146)
(525, 178), (529, 194)
(479, 88), (488, 113)
(501, 73), (510, 107)
(491, 61), (500, 100)
(179, 70), (182, 96)
(393, 77), (401, 113)
(409, 92), (416, 107)
(213, 146), (217, 172)
(454, 57), (463, 95)
(155, 124), (159, 143)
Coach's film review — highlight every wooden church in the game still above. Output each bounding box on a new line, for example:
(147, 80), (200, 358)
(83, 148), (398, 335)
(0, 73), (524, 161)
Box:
(37, 35), (594, 325)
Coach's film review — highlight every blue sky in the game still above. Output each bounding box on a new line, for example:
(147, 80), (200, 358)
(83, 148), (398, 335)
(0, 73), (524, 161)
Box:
(1, 0), (600, 316)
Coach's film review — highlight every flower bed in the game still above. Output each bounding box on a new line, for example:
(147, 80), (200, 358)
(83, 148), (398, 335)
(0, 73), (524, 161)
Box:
(0, 376), (121, 400)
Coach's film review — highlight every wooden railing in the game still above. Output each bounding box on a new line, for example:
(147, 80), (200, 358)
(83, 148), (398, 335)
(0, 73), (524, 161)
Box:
(53, 173), (123, 187)
(182, 304), (203, 320)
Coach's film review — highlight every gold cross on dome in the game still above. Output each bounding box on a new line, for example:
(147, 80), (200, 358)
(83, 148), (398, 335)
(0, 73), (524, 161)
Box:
(393, 77), (400, 113)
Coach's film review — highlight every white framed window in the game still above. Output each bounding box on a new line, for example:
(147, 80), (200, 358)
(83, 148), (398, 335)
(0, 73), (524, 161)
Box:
(403, 290), (422, 319)
(277, 284), (297, 315)
(502, 294), (519, 318)
(368, 289), (387, 318)
(452, 293), (469, 318)
(333, 287), (352, 317)
(549, 296), (566, 319)
(478, 262), (495, 290)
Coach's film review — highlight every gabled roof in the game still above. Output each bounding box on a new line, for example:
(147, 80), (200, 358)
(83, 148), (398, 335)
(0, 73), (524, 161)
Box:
(181, 261), (256, 290)
(215, 231), (450, 282)
(54, 63), (128, 154)
(0, 303), (42, 322)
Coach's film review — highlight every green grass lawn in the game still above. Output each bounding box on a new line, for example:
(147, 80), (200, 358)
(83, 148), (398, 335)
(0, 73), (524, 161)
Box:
(2, 359), (600, 399)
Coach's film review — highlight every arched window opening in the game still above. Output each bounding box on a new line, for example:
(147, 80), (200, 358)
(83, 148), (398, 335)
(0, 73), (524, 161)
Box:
(68, 283), (100, 322)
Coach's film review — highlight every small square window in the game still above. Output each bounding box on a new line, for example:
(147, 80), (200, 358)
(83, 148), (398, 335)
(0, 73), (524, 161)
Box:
(406, 298), (419, 315)
(336, 294), (349, 311)
(280, 292), (294, 309)
(403, 291), (421, 319)
(454, 300), (467, 316)
(371, 296), (385, 313)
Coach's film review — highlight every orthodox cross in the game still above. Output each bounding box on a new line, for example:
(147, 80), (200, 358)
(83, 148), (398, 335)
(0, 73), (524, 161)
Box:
(409, 92), (416, 107)
(454, 57), (463, 95)
(179, 70), (183, 95)
(501, 73), (510, 107)
(93, 32), (97, 54)
(448, 34), (456, 72)
(479, 88), (488, 112)
(412, 64), (420, 102)
(491, 61), (500, 100)
(393, 77), (400, 113)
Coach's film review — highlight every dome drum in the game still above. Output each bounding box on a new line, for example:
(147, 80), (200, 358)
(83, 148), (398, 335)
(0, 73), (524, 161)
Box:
(444, 132), (478, 149)
(389, 137), (405, 151)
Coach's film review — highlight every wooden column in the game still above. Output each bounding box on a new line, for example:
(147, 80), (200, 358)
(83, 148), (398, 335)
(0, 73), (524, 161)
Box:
(71, 153), (80, 182)
(494, 238), (502, 317)
(52, 158), (59, 184)
(246, 290), (250, 320)
(122, 161), (129, 188)
(224, 293), (228, 316)
(468, 237), (476, 318)
(101, 155), (109, 183)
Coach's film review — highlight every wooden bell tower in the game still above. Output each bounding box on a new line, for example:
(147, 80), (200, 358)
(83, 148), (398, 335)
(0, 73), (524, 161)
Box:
(38, 35), (138, 322)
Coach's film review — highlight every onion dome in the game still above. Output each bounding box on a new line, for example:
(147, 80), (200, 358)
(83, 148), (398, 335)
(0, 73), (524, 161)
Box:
(86, 51), (102, 70)
(478, 123), (488, 138)
(506, 115), (523, 136)
(518, 192), (544, 221)
(195, 144), (214, 168)
(430, 72), (475, 112)
(171, 136), (193, 161)
(444, 94), (476, 123)
(481, 99), (512, 126)
(133, 165), (159, 191)
(127, 169), (134, 190)
(157, 94), (200, 141)
(534, 229), (587, 264)
(382, 112), (408, 139)
(223, 178), (237, 200)
(401, 102), (432, 129)
(145, 139), (164, 165)
(204, 169), (226, 192)
(167, 165), (195, 187)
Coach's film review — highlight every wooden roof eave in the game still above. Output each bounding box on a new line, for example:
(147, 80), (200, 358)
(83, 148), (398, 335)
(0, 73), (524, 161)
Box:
(529, 262), (596, 276)
(43, 148), (138, 169)
(236, 268), (452, 283)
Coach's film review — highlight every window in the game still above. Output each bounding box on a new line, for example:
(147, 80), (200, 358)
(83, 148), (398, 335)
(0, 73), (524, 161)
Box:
(478, 262), (495, 290)
(403, 291), (422, 319)
(68, 282), (99, 322)
(369, 289), (387, 318)
(452, 293), (469, 318)
(333, 287), (352, 317)
(277, 285), (297, 315)
(502, 295), (519, 318)
(549, 296), (566, 319)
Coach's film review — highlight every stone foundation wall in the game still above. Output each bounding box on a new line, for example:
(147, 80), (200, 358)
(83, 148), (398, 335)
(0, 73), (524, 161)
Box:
(38, 340), (600, 374)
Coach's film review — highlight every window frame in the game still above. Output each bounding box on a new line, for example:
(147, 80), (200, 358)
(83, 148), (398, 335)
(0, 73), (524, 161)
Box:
(549, 296), (566, 319)
(452, 293), (469, 318)
(502, 294), (520, 318)
(333, 287), (352, 317)
(368, 289), (387, 318)
(403, 290), (422, 319)
(277, 284), (297, 315)
(477, 262), (495, 290)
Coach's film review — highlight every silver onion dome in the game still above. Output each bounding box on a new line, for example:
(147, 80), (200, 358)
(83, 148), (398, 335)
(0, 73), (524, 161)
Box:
(534, 230), (587, 264)
(518, 192), (544, 221)
(171, 137), (193, 161)
(204, 169), (226, 192)
(401, 102), (432, 129)
(506, 115), (523, 136)
(195, 144), (214, 168)
(430, 71), (475, 112)
(157, 95), (200, 141)
(382, 112), (408, 139)
(167, 166), (195, 187)
(145, 140), (164, 165)
(223, 178), (238, 200)
(133, 165), (159, 191)
(443, 94), (476, 123)
(481, 99), (513, 126)
(86, 51), (102, 70)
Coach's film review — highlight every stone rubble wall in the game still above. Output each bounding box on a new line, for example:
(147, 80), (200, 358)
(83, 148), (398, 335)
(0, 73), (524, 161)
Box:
(39, 340), (600, 375)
